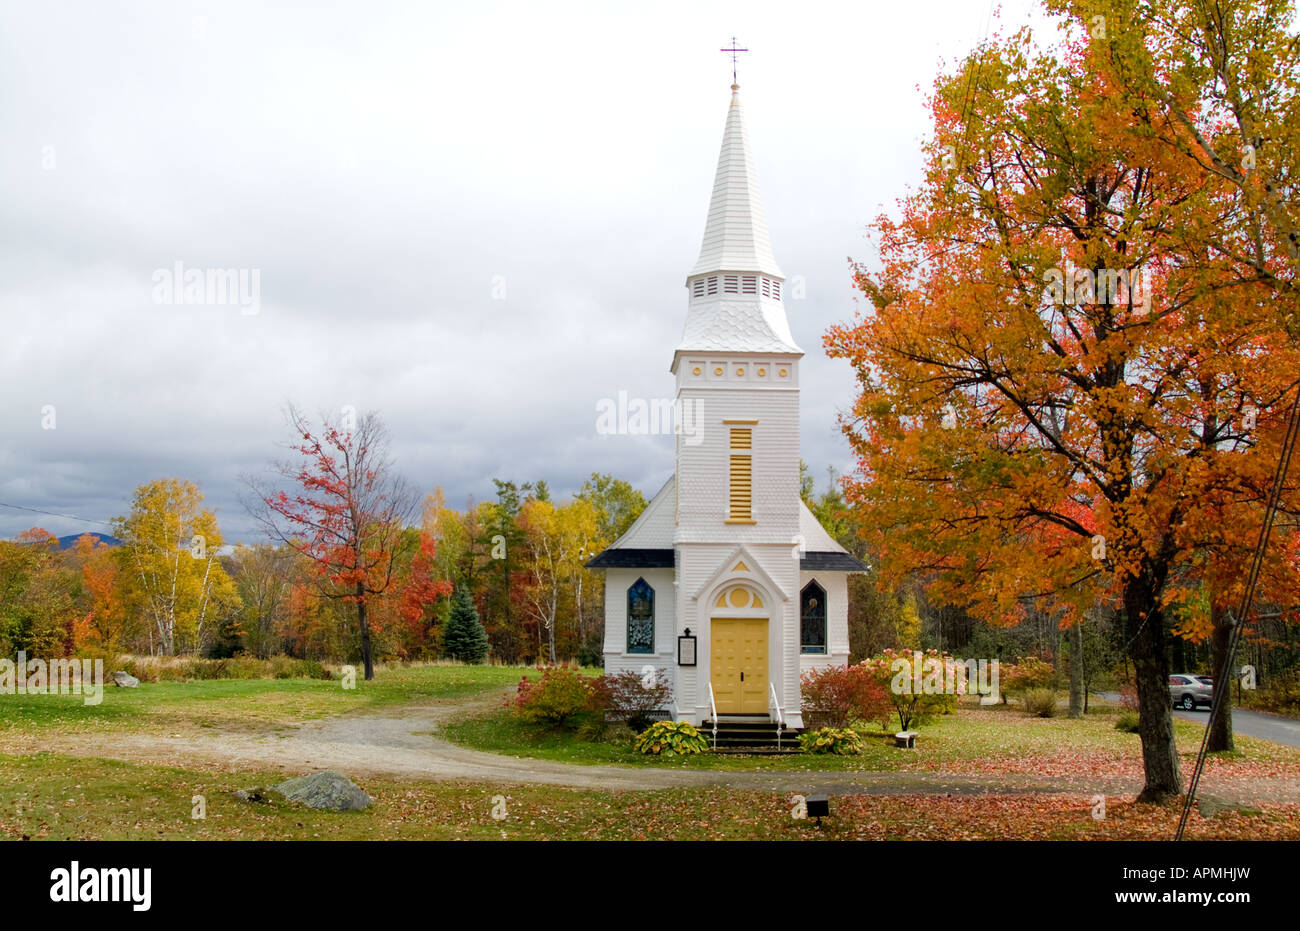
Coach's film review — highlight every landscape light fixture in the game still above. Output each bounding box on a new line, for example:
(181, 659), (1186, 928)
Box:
(805, 793), (830, 827)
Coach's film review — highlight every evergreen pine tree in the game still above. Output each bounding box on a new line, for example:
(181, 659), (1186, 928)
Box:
(443, 586), (489, 664)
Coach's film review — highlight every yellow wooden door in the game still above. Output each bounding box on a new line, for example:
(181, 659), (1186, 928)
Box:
(710, 618), (768, 714)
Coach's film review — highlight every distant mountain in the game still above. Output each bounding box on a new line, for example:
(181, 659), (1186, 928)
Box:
(56, 532), (122, 550)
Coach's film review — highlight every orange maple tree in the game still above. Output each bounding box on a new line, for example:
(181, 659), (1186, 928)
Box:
(71, 533), (128, 654)
(827, 4), (1300, 800)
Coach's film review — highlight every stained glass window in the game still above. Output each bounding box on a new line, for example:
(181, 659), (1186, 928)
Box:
(801, 582), (826, 655)
(627, 578), (655, 654)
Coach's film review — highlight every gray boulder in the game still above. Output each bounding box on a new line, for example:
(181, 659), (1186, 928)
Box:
(112, 671), (140, 688)
(270, 770), (371, 811)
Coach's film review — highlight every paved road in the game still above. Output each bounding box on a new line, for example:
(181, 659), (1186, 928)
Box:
(1097, 691), (1300, 748)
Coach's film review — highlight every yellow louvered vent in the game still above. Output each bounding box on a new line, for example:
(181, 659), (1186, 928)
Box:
(729, 454), (752, 521)
(728, 427), (753, 521)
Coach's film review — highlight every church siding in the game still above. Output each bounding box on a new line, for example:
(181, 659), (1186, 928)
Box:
(672, 384), (802, 545)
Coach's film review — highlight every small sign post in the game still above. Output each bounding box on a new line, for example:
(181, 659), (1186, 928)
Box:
(678, 628), (697, 667)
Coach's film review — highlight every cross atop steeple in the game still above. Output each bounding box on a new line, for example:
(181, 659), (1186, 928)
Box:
(720, 37), (747, 85)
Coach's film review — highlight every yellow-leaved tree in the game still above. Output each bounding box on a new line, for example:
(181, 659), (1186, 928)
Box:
(114, 478), (240, 655)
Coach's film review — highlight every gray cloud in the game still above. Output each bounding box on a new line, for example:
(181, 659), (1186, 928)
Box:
(0, 0), (1049, 541)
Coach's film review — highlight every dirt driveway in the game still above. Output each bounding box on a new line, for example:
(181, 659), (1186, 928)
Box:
(28, 692), (1300, 804)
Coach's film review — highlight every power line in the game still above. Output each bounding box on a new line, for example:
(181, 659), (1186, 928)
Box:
(1176, 384), (1300, 839)
(0, 501), (114, 530)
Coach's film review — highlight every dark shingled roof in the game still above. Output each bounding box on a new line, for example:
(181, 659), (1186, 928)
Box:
(799, 551), (871, 572)
(585, 548), (869, 572)
(585, 548), (674, 569)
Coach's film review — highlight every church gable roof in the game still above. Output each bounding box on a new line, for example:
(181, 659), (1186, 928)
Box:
(797, 502), (870, 571)
(798, 501), (847, 553)
(599, 475), (676, 553)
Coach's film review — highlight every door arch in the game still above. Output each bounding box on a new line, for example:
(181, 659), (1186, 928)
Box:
(707, 582), (771, 714)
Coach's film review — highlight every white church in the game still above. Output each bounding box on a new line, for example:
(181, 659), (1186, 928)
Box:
(587, 81), (867, 734)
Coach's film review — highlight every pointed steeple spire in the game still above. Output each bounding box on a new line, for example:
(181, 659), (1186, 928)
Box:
(689, 84), (784, 280)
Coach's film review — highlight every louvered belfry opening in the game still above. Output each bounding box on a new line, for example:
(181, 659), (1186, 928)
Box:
(688, 273), (781, 303)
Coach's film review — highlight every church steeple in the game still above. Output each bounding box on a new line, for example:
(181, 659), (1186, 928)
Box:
(675, 83), (800, 365)
(689, 84), (784, 281)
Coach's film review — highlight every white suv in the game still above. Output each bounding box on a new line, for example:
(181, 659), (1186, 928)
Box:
(1169, 674), (1213, 710)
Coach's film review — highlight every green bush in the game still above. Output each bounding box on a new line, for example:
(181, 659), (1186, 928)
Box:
(798, 726), (863, 755)
(1115, 710), (1141, 733)
(509, 665), (602, 727)
(634, 720), (710, 756)
(1239, 670), (1300, 715)
(1022, 688), (1059, 717)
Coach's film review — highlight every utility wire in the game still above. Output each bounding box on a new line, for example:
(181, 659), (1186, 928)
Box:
(0, 501), (114, 529)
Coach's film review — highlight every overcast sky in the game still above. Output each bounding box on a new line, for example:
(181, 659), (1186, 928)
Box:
(0, 0), (1052, 542)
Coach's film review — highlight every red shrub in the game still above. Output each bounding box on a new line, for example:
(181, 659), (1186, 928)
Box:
(800, 664), (893, 730)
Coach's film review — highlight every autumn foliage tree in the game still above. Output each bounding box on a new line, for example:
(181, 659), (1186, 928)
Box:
(114, 479), (239, 656)
(519, 496), (601, 664)
(247, 405), (417, 680)
(827, 3), (1300, 800)
(1058, 0), (1300, 752)
(71, 533), (130, 655)
(389, 528), (453, 657)
(0, 528), (78, 657)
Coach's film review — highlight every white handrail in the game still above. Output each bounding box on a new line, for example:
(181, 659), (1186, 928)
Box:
(707, 682), (718, 751)
(769, 681), (785, 750)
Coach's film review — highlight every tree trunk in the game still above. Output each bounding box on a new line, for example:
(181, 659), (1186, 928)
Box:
(1068, 619), (1084, 719)
(1207, 605), (1234, 752)
(357, 583), (374, 681)
(1125, 579), (1183, 802)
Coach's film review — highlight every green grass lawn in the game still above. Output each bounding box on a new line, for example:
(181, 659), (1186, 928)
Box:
(3, 751), (1295, 841)
(442, 700), (1300, 777)
(2, 665), (1298, 840)
(6, 662), (1295, 784)
(0, 663), (523, 739)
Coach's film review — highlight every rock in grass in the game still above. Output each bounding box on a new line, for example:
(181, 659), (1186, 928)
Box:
(1198, 795), (1260, 819)
(112, 671), (140, 688)
(270, 771), (371, 811)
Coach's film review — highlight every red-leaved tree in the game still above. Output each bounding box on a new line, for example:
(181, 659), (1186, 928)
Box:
(246, 405), (416, 680)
